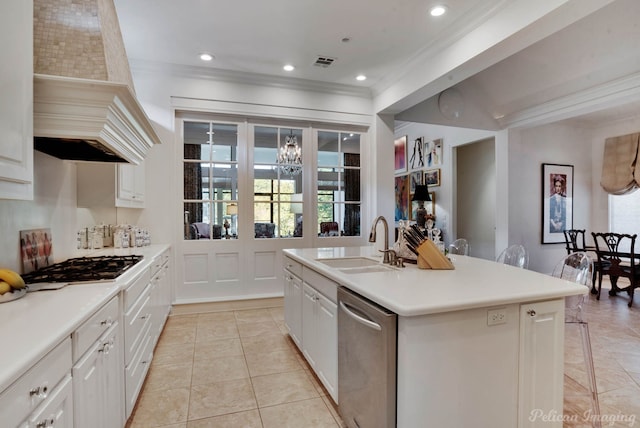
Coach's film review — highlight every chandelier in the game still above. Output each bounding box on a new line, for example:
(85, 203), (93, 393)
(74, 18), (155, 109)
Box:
(277, 130), (302, 175)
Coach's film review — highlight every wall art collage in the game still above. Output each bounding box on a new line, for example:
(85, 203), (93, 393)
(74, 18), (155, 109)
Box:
(394, 135), (442, 222)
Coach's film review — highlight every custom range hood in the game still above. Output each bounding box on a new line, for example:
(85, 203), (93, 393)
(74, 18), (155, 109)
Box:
(33, 0), (161, 164)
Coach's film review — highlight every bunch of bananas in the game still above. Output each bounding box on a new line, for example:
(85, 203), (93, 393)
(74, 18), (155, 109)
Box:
(0, 269), (26, 295)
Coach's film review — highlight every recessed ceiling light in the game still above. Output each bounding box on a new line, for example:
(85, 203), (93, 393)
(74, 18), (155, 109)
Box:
(430, 5), (447, 17)
(356, 74), (367, 81)
(199, 53), (214, 61)
(283, 64), (295, 72)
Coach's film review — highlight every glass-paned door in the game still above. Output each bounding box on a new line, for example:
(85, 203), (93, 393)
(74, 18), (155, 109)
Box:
(317, 131), (361, 237)
(253, 126), (303, 238)
(183, 121), (239, 239)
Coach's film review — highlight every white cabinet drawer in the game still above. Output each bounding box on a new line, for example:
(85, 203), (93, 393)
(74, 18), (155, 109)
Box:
(0, 337), (71, 428)
(20, 374), (74, 428)
(151, 249), (169, 277)
(123, 267), (151, 310)
(72, 296), (119, 362)
(125, 323), (153, 418)
(303, 267), (338, 303)
(284, 256), (303, 278)
(124, 284), (152, 364)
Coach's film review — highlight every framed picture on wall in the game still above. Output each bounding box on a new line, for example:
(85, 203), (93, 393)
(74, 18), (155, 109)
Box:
(394, 136), (408, 174)
(432, 139), (443, 165)
(395, 175), (409, 221)
(409, 137), (425, 170)
(541, 163), (573, 244)
(409, 170), (422, 193)
(424, 169), (441, 187)
(410, 192), (435, 221)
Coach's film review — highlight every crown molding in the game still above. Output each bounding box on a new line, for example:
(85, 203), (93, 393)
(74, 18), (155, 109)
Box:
(129, 59), (373, 99)
(498, 72), (640, 129)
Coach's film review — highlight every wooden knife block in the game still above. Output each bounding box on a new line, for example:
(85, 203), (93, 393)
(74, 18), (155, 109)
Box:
(416, 239), (454, 270)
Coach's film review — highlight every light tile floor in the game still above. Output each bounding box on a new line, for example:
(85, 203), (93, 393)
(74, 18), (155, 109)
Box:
(127, 283), (640, 428)
(126, 307), (345, 428)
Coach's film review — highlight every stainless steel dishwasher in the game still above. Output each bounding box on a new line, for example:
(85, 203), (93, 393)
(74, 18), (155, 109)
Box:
(338, 286), (397, 428)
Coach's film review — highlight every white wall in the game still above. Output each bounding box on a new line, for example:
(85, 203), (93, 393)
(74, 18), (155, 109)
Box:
(0, 152), (77, 272)
(508, 122), (592, 273)
(394, 121), (501, 249)
(129, 66), (375, 246)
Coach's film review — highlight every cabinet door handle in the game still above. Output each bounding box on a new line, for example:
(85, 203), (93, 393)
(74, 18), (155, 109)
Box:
(527, 309), (536, 317)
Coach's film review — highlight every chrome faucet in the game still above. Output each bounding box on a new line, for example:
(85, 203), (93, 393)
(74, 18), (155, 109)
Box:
(369, 215), (392, 264)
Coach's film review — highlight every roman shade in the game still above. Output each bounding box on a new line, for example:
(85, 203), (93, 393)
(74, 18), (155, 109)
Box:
(600, 132), (640, 195)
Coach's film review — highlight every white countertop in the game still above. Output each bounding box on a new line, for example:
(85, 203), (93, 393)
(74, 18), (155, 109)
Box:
(0, 244), (169, 392)
(284, 246), (587, 317)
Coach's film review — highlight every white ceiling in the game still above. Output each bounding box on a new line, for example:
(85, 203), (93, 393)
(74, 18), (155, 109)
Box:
(113, 0), (640, 129)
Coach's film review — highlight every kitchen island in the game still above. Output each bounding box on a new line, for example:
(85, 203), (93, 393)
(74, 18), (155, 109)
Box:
(283, 246), (586, 428)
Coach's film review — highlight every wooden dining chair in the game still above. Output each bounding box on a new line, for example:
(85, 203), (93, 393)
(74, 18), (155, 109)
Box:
(564, 229), (599, 293)
(591, 232), (640, 307)
(563, 229), (587, 254)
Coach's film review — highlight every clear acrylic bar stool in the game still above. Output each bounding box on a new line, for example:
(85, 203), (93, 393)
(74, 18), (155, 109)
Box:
(552, 252), (601, 428)
(496, 244), (529, 269)
(448, 238), (469, 255)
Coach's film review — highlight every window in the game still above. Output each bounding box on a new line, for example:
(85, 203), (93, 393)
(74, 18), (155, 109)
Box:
(254, 126), (303, 238)
(183, 121), (238, 240)
(609, 189), (640, 240)
(317, 131), (361, 237)
(181, 117), (364, 242)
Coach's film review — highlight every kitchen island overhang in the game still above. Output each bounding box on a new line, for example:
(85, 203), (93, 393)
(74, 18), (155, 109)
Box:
(284, 246), (586, 317)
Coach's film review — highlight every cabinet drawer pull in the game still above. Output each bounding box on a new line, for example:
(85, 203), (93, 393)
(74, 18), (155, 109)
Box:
(29, 385), (48, 397)
(36, 418), (54, 428)
(100, 318), (113, 327)
(527, 309), (536, 317)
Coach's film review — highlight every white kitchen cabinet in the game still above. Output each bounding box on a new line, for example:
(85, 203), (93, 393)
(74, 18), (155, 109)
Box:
(302, 283), (319, 369)
(117, 162), (145, 207)
(122, 248), (173, 419)
(19, 374), (74, 428)
(123, 273), (153, 418)
(72, 295), (123, 428)
(0, 0), (33, 200)
(284, 259), (338, 402)
(301, 278), (338, 402)
(73, 322), (122, 428)
(0, 338), (72, 428)
(519, 299), (565, 428)
(76, 162), (145, 208)
(149, 248), (172, 345)
(315, 291), (338, 399)
(283, 256), (303, 348)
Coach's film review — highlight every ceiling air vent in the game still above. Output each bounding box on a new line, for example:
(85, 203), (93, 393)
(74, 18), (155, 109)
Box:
(313, 56), (336, 68)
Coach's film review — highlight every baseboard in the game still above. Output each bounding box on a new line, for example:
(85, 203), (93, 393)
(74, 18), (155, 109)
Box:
(169, 296), (284, 316)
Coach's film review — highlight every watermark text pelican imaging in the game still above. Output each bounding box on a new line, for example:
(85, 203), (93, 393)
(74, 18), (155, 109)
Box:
(529, 409), (637, 426)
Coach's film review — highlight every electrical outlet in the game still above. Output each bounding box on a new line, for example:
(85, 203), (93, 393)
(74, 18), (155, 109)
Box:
(487, 308), (507, 326)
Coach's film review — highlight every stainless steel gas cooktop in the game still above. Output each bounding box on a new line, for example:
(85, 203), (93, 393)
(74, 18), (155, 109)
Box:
(22, 255), (143, 285)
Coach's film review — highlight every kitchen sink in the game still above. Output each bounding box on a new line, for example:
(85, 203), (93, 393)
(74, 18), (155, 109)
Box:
(337, 265), (397, 274)
(315, 257), (397, 274)
(316, 257), (382, 268)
